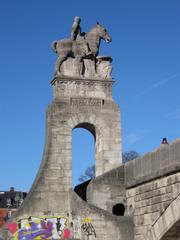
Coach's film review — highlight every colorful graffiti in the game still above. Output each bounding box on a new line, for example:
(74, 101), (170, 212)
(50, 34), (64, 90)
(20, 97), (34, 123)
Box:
(0, 209), (7, 228)
(81, 218), (96, 238)
(0, 208), (16, 229)
(6, 216), (70, 240)
(1, 215), (98, 239)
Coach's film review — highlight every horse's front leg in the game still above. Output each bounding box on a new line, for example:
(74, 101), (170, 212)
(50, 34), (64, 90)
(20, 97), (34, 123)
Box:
(76, 56), (84, 76)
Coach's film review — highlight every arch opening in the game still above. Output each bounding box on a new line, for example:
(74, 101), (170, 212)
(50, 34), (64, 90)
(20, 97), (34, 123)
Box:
(72, 124), (96, 196)
(74, 122), (96, 141)
(112, 203), (125, 216)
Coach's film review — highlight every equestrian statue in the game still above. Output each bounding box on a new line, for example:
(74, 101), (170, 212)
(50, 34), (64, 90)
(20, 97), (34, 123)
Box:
(52, 16), (112, 79)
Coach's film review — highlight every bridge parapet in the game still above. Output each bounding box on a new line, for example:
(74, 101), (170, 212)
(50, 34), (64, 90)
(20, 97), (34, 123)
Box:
(125, 138), (180, 187)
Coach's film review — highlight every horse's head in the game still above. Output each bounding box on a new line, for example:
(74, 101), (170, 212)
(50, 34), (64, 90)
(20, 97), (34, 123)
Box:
(95, 22), (112, 43)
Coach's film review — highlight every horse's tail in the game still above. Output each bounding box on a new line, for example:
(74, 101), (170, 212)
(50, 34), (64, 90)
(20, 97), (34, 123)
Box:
(51, 40), (58, 53)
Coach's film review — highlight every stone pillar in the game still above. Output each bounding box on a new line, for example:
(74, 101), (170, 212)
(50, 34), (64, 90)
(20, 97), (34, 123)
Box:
(51, 76), (122, 176)
(4, 19), (131, 240)
(14, 75), (122, 217)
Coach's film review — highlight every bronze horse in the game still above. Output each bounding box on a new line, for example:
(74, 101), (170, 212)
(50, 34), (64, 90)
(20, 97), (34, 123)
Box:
(52, 23), (112, 76)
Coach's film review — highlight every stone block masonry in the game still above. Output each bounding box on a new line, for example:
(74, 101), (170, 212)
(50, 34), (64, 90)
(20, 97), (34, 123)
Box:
(126, 139), (180, 240)
(6, 74), (126, 240)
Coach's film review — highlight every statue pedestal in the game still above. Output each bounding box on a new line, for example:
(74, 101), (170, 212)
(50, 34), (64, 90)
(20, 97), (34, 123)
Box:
(51, 76), (114, 100)
(56, 56), (113, 80)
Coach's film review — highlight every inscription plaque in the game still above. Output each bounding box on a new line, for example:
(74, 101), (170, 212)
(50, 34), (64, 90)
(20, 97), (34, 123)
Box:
(71, 98), (102, 107)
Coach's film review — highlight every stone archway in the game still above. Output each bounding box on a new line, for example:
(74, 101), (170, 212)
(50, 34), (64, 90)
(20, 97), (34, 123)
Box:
(145, 194), (180, 240)
(67, 111), (121, 177)
(72, 123), (96, 187)
(13, 76), (122, 217)
(74, 122), (96, 139)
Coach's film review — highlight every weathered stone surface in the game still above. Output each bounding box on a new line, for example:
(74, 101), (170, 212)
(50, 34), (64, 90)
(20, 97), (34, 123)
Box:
(10, 72), (123, 239)
(126, 170), (180, 239)
(52, 17), (112, 79)
(87, 165), (126, 214)
(59, 57), (113, 79)
(2, 17), (180, 240)
(9, 81), (180, 239)
(125, 139), (180, 187)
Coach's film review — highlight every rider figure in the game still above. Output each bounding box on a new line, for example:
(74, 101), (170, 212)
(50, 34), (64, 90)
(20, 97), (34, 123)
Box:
(71, 16), (81, 40)
(71, 16), (91, 56)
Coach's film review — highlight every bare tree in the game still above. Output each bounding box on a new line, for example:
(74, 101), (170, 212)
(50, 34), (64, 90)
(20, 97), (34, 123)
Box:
(78, 165), (95, 182)
(122, 150), (139, 163)
(78, 150), (139, 183)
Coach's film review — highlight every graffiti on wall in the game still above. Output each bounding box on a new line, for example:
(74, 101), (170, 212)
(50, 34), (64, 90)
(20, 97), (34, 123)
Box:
(1, 215), (97, 239)
(6, 216), (71, 240)
(81, 218), (96, 238)
(0, 208), (16, 229)
(0, 209), (7, 228)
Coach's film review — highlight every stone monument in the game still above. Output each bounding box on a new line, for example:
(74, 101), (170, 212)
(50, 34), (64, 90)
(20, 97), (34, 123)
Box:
(2, 17), (180, 240)
(51, 17), (113, 79)
(3, 18), (131, 240)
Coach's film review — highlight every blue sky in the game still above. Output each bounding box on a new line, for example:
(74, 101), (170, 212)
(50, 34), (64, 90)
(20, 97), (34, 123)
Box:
(0, 0), (179, 190)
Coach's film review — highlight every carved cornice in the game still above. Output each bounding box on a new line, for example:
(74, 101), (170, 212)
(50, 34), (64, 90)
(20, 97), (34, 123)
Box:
(51, 76), (115, 87)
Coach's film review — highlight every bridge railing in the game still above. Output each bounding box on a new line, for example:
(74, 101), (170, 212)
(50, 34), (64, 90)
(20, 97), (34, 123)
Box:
(125, 138), (180, 187)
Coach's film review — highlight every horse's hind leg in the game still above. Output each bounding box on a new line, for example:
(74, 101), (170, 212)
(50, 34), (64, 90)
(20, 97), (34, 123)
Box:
(94, 56), (98, 74)
(76, 56), (84, 76)
(54, 55), (67, 76)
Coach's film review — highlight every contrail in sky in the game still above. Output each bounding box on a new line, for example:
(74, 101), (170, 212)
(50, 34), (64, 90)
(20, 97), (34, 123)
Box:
(135, 73), (179, 97)
(166, 108), (180, 120)
(124, 132), (144, 146)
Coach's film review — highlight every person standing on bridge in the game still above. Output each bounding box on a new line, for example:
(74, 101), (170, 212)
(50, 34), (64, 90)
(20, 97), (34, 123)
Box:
(162, 137), (168, 144)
